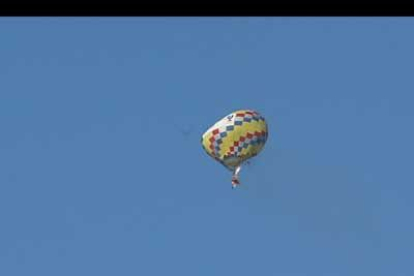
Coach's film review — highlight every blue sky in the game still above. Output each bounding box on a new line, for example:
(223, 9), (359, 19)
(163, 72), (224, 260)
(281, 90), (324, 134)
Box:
(1, 17), (413, 275)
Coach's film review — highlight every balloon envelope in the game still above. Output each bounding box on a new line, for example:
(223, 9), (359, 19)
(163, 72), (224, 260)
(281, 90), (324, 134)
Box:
(201, 109), (268, 171)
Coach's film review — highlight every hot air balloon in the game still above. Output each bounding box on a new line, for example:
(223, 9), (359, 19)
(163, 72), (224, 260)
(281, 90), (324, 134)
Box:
(201, 109), (268, 189)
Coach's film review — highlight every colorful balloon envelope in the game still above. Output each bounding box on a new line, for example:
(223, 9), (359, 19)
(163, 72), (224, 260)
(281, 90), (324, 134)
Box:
(201, 109), (268, 188)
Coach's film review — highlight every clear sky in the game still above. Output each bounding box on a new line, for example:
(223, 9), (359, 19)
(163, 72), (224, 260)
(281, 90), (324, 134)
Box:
(1, 17), (413, 276)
